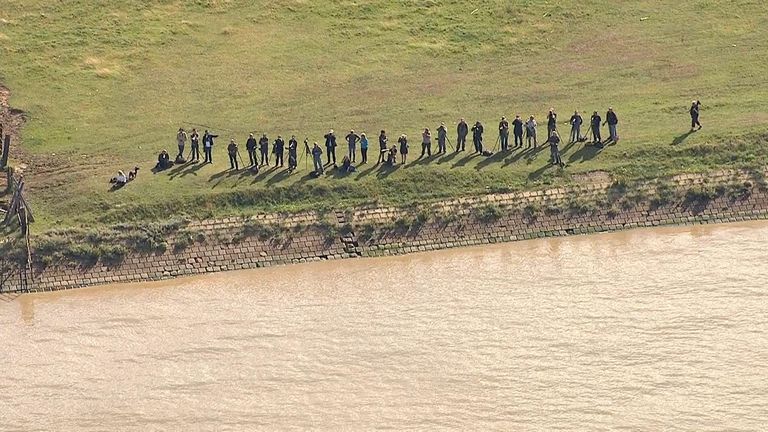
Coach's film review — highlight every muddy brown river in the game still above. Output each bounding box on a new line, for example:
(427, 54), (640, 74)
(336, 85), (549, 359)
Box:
(2, 222), (768, 431)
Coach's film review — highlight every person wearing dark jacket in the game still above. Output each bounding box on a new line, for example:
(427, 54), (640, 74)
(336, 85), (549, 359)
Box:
(246, 133), (257, 166)
(311, 142), (323, 174)
(512, 115), (524, 148)
(156, 149), (171, 170)
(420, 128), (432, 158)
(690, 100), (702, 132)
(377, 130), (388, 164)
(436, 122), (448, 153)
(258, 133), (269, 166)
(202, 130), (218, 164)
(547, 108), (557, 137)
(324, 129), (337, 165)
(549, 131), (563, 167)
(456, 118), (468, 152)
(345, 130), (360, 163)
(471, 121), (484, 154)
(288, 136), (298, 171)
(498, 117), (510, 151)
(590, 111), (602, 144)
(227, 139), (239, 170)
(190, 128), (200, 162)
(273, 135), (285, 167)
(603, 107), (619, 142)
(569, 111), (583, 143)
(398, 134), (409, 165)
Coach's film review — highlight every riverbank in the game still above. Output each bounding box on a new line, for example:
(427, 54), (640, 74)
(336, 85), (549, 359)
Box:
(2, 167), (765, 293)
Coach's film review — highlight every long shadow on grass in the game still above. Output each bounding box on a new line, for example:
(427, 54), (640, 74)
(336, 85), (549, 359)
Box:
(355, 163), (379, 180)
(567, 144), (603, 163)
(209, 168), (248, 188)
(168, 162), (206, 180)
(527, 161), (560, 180)
(451, 153), (477, 169)
(502, 147), (533, 167)
(436, 151), (460, 164)
(474, 150), (509, 170)
(406, 154), (440, 168)
(376, 164), (401, 179)
(671, 130), (695, 146)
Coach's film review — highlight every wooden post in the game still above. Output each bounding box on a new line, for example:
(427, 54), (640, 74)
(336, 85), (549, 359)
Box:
(0, 133), (9, 169)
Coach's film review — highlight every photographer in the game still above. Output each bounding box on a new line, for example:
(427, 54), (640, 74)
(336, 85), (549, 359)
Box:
(690, 100), (702, 132)
(471, 121), (484, 154)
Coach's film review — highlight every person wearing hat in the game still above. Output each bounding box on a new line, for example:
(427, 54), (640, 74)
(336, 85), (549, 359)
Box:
(512, 115), (524, 148)
(498, 116), (510, 151)
(227, 139), (239, 171)
(690, 100), (702, 132)
(569, 111), (583, 143)
(324, 129), (337, 165)
(603, 107), (619, 142)
(176, 128), (187, 160)
(258, 133), (269, 166)
(359, 133), (369, 164)
(345, 130), (360, 163)
(190, 128), (200, 162)
(471, 121), (484, 154)
(246, 133), (258, 167)
(456, 118), (468, 152)
(436, 122), (447, 153)
(273, 135), (285, 167)
(288, 135), (298, 171)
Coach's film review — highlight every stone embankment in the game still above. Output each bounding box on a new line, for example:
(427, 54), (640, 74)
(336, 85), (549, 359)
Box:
(2, 169), (767, 293)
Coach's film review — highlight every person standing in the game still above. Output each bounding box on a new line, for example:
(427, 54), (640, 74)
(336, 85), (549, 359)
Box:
(259, 133), (270, 166)
(525, 116), (537, 148)
(311, 142), (323, 174)
(324, 129), (337, 165)
(359, 133), (369, 164)
(190, 128), (200, 162)
(436, 122), (447, 153)
(288, 136), (298, 171)
(603, 107), (619, 142)
(227, 139), (239, 170)
(549, 131), (563, 167)
(398, 134), (409, 164)
(471, 121), (484, 154)
(202, 130), (218, 163)
(377, 130), (388, 165)
(512, 115), (524, 148)
(590, 111), (602, 144)
(569, 111), (583, 143)
(456, 118), (468, 152)
(690, 100), (702, 132)
(246, 133), (257, 166)
(345, 130), (360, 163)
(420, 128), (432, 158)
(547, 108), (557, 137)
(273, 135), (285, 167)
(498, 116), (510, 151)
(176, 128), (187, 160)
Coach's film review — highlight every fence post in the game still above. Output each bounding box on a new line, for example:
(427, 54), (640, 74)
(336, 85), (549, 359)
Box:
(0, 133), (10, 169)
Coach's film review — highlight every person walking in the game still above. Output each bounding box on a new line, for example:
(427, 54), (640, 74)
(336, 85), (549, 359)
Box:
(603, 107), (619, 142)
(498, 116), (510, 151)
(359, 133), (369, 164)
(436, 122), (447, 153)
(176, 128), (187, 160)
(690, 100), (702, 131)
(227, 139), (239, 170)
(377, 130), (388, 165)
(258, 133), (270, 166)
(273, 135), (285, 167)
(456, 118), (468, 152)
(311, 142), (323, 174)
(549, 131), (563, 167)
(246, 133), (257, 166)
(420, 128), (432, 158)
(512, 115), (524, 148)
(569, 111), (583, 143)
(590, 111), (602, 145)
(525, 116), (537, 148)
(190, 128), (200, 162)
(324, 129), (337, 165)
(547, 108), (557, 137)
(471, 121), (484, 154)
(398, 134), (409, 164)
(202, 130), (218, 163)
(345, 130), (359, 163)
(288, 135), (298, 171)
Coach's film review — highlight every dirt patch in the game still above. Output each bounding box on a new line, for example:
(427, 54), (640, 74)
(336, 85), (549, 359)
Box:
(571, 170), (612, 185)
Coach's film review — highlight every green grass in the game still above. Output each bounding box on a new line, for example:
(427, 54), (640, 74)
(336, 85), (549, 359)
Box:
(2, 0), (768, 230)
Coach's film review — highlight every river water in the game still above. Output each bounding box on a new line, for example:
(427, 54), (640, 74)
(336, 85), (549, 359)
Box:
(2, 222), (768, 431)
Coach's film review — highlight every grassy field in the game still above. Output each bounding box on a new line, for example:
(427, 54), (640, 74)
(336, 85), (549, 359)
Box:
(1, 0), (768, 230)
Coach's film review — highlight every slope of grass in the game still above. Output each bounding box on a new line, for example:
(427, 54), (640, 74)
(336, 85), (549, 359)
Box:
(1, 0), (767, 229)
